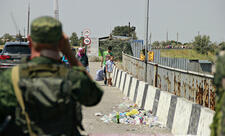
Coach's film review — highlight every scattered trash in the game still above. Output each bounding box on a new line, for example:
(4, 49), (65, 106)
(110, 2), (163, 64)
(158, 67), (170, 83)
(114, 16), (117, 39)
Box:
(97, 102), (165, 128)
(125, 109), (139, 116)
(95, 112), (103, 116)
(116, 112), (120, 124)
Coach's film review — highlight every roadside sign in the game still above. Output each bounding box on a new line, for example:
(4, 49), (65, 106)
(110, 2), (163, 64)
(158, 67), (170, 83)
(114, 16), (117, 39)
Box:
(140, 53), (145, 61)
(83, 29), (91, 37)
(84, 37), (91, 45)
(148, 51), (154, 62)
(86, 38), (99, 56)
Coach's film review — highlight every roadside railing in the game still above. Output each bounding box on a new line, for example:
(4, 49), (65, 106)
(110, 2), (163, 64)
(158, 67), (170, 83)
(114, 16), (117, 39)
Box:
(122, 52), (215, 110)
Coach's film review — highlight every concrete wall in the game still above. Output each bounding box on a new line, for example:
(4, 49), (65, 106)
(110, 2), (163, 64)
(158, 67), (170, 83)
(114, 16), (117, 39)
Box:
(112, 66), (215, 136)
(123, 53), (215, 110)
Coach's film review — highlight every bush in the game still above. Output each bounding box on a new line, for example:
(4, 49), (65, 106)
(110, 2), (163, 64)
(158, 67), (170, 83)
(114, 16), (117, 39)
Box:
(193, 35), (212, 54)
(99, 39), (133, 61)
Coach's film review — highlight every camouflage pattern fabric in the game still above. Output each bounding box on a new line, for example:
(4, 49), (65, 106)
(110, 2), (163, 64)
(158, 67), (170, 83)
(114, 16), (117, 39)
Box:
(0, 56), (103, 136)
(30, 16), (62, 44)
(211, 52), (225, 136)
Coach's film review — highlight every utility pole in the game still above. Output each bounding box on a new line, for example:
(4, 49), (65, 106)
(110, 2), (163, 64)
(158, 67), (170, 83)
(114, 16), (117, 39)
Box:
(54, 0), (59, 20)
(10, 12), (19, 35)
(27, 1), (30, 36)
(24, 27), (26, 39)
(166, 31), (168, 42)
(128, 22), (131, 37)
(177, 32), (179, 45)
(149, 32), (152, 46)
(144, 0), (150, 82)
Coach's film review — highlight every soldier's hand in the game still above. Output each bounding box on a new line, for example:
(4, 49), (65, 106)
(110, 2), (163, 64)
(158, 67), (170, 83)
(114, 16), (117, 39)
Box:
(59, 33), (81, 67)
(59, 33), (71, 55)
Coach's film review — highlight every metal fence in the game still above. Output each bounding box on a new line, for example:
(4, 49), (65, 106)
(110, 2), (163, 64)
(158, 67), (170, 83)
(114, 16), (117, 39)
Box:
(131, 41), (189, 70)
(122, 53), (215, 110)
(130, 41), (212, 73)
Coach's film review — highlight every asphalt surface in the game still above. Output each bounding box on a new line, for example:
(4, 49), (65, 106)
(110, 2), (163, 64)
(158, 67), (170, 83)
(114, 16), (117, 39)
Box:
(82, 62), (172, 135)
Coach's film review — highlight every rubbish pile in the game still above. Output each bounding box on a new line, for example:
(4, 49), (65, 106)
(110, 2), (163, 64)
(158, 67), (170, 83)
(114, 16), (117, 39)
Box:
(95, 102), (165, 128)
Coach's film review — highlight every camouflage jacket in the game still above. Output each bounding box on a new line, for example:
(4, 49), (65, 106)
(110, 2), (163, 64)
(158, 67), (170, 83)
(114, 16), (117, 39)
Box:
(0, 56), (103, 136)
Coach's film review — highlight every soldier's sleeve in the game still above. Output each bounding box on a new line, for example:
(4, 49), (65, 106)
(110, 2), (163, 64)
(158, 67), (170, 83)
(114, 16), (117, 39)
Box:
(0, 70), (17, 122)
(69, 67), (103, 106)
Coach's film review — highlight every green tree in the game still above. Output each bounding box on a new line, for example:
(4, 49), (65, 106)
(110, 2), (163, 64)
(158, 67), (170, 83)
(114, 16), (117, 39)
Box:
(219, 42), (225, 50)
(99, 39), (133, 60)
(160, 41), (167, 47)
(69, 32), (79, 46)
(152, 41), (160, 48)
(0, 38), (4, 45)
(193, 35), (211, 54)
(112, 25), (137, 39)
(2, 33), (15, 42)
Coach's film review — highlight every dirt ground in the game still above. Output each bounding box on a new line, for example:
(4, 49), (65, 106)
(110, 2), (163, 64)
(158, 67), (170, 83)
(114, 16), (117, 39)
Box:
(82, 62), (172, 135)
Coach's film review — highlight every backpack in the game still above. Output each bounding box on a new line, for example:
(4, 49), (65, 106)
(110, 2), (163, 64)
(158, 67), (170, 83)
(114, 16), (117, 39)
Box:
(11, 64), (83, 136)
(95, 69), (104, 81)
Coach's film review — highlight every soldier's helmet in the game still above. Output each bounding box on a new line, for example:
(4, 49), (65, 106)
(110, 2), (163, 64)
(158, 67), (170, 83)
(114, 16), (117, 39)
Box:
(30, 16), (62, 44)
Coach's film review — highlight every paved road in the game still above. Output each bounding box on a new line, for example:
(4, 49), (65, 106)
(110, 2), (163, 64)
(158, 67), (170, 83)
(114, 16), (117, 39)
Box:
(82, 62), (172, 135)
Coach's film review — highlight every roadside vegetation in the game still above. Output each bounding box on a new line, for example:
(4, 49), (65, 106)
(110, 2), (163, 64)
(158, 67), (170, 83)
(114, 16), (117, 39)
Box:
(99, 25), (135, 61)
(1, 31), (224, 63)
(153, 35), (225, 62)
(160, 49), (216, 61)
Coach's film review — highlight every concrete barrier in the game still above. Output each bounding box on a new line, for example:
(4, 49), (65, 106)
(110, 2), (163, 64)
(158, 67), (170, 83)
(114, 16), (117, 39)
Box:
(123, 74), (132, 97)
(122, 73), (127, 93)
(156, 91), (173, 126)
(112, 68), (118, 86)
(119, 72), (126, 91)
(128, 78), (138, 101)
(116, 70), (122, 88)
(112, 65), (116, 80)
(197, 107), (214, 135)
(112, 67), (215, 136)
(171, 98), (193, 134)
(143, 86), (158, 112)
(135, 81), (148, 108)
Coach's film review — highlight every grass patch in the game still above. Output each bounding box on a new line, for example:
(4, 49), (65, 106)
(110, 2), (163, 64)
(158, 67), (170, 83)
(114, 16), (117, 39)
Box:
(160, 49), (216, 62)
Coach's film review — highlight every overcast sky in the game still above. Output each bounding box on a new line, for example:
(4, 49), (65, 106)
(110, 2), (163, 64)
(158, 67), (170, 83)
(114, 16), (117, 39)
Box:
(0, 0), (224, 43)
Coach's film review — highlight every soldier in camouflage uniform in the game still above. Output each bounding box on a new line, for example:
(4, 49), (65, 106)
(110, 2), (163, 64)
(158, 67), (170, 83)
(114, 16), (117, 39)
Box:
(211, 50), (225, 136)
(0, 16), (103, 136)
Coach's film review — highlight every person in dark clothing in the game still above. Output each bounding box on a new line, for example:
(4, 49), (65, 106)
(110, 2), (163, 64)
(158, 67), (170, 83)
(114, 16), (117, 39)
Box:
(76, 47), (89, 72)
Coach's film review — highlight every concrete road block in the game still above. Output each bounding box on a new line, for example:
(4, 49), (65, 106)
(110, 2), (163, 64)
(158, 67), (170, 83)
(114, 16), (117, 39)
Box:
(129, 78), (138, 101)
(172, 98), (193, 134)
(116, 70), (122, 88)
(135, 81), (148, 108)
(123, 74), (132, 97)
(119, 72), (126, 91)
(122, 73), (127, 93)
(144, 85), (157, 112)
(112, 68), (118, 85)
(112, 66), (116, 80)
(111, 67), (216, 135)
(156, 91), (172, 126)
(197, 107), (215, 136)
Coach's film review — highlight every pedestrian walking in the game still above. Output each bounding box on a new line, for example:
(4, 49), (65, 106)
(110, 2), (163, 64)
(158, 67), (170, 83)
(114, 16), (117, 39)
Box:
(100, 46), (113, 85)
(105, 56), (114, 86)
(77, 47), (89, 72)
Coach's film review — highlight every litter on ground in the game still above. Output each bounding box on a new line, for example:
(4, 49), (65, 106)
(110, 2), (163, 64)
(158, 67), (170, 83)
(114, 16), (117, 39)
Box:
(97, 100), (165, 128)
